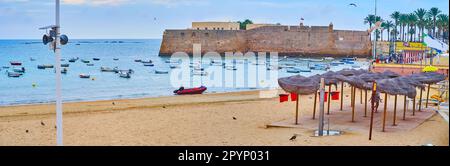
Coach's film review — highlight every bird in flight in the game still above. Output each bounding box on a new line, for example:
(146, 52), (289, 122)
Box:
(289, 135), (297, 141)
(349, 3), (357, 7)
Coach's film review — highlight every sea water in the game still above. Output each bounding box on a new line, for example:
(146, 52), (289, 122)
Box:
(0, 39), (368, 106)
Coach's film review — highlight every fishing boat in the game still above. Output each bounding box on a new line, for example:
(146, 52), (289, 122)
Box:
(61, 64), (69, 67)
(141, 60), (153, 63)
(113, 58), (119, 61)
(169, 64), (180, 69)
(79, 74), (90, 78)
(298, 67), (311, 72)
(81, 59), (90, 63)
(287, 68), (300, 73)
(173, 86), (207, 95)
(115, 69), (134, 74)
(37, 64), (54, 69)
(61, 68), (68, 74)
(93, 58), (100, 61)
(155, 70), (169, 74)
(68, 57), (79, 62)
(7, 72), (22, 77)
(143, 62), (154, 66)
(100, 66), (117, 72)
(192, 70), (208, 76)
(134, 59), (142, 62)
(2, 66), (9, 69)
(330, 61), (345, 66)
(13, 67), (25, 73)
(10, 61), (22, 66)
(87, 63), (94, 66)
(118, 71), (131, 78)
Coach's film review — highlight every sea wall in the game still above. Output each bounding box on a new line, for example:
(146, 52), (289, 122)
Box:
(159, 25), (371, 57)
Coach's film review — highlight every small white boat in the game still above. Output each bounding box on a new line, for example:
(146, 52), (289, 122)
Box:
(192, 71), (208, 76)
(118, 71), (131, 78)
(143, 62), (154, 66)
(7, 72), (22, 77)
(169, 64), (180, 69)
(100, 66), (117, 72)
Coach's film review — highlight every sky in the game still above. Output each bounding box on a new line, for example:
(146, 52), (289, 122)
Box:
(0, 0), (448, 39)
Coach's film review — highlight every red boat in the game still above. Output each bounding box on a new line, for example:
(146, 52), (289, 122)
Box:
(10, 61), (22, 66)
(174, 86), (207, 95)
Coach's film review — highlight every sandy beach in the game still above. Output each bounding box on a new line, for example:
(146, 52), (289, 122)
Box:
(0, 87), (448, 146)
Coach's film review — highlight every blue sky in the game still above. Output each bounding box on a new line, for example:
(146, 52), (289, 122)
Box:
(0, 0), (448, 39)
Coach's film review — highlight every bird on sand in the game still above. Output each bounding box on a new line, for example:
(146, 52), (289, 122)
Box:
(289, 134), (297, 141)
(112, 102), (115, 105)
(41, 121), (45, 126)
(26, 130), (29, 133)
(349, 3), (357, 7)
(162, 106), (166, 109)
(233, 117), (237, 120)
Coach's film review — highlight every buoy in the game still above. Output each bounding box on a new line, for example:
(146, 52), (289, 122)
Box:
(32, 83), (37, 87)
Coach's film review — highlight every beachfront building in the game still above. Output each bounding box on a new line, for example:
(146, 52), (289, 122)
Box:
(192, 22), (240, 30)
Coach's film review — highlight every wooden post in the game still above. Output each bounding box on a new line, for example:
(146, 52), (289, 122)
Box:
(364, 89), (368, 117)
(313, 92), (317, 119)
(382, 93), (388, 132)
(418, 88), (423, 111)
(295, 94), (299, 125)
(327, 85), (331, 115)
(352, 87), (356, 122)
(340, 82), (344, 111)
(360, 89), (363, 104)
(403, 96), (407, 120)
(351, 86), (354, 107)
(393, 95), (397, 126)
(369, 82), (377, 140)
(412, 97), (416, 116)
(426, 84), (431, 108)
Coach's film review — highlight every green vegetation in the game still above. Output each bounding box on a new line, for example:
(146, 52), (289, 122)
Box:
(365, 7), (448, 43)
(237, 19), (253, 30)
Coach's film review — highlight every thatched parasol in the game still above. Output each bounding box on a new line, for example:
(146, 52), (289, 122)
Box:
(407, 72), (446, 111)
(278, 75), (320, 124)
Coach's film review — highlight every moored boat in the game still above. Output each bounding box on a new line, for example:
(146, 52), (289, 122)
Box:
(13, 67), (25, 73)
(100, 66), (117, 72)
(173, 86), (207, 95)
(93, 58), (100, 61)
(118, 71), (131, 78)
(68, 57), (79, 62)
(155, 70), (169, 74)
(87, 63), (94, 66)
(7, 72), (22, 77)
(10, 61), (22, 66)
(61, 68), (68, 74)
(143, 62), (154, 66)
(79, 74), (90, 78)
(287, 68), (300, 73)
(192, 70), (208, 76)
(134, 59), (142, 62)
(61, 64), (70, 67)
(37, 64), (54, 69)
(81, 59), (90, 63)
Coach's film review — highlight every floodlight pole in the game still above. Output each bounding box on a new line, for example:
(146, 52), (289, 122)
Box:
(54, 0), (63, 146)
(372, 0), (378, 60)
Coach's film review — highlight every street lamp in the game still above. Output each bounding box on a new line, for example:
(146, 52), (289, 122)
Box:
(39, 0), (68, 146)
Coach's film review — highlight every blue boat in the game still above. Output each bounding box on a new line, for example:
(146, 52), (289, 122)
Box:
(287, 68), (300, 73)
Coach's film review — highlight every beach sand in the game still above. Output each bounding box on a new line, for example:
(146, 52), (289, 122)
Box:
(0, 87), (448, 146)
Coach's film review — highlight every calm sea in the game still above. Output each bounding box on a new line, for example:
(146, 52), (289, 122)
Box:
(0, 39), (368, 106)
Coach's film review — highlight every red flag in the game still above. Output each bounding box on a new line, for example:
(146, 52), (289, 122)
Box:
(290, 92), (298, 101)
(331, 91), (340, 100)
(318, 92), (329, 102)
(279, 94), (289, 103)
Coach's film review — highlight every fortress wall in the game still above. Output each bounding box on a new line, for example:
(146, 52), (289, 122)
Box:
(159, 26), (371, 57)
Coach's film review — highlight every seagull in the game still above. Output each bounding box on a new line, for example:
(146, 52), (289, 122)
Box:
(40, 121), (45, 126)
(26, 130), (29, 133)
(232, 117), (237, 120)
(289, 135), (297, 141)
(349, 3), (357, 7)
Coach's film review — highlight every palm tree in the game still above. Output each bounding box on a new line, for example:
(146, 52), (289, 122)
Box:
(437, 14), (449, 41)
(399, 14), (408, 41)
(414, 8), (427, 42)
(428, 7), (441, 37)
(408, 13), (418, 42)
(383, 21), (394, 41)
(390, 11), (401, 41)
(364, 14), (376, 29)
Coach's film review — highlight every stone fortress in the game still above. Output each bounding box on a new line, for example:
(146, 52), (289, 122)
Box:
(159, 21), (371, 57)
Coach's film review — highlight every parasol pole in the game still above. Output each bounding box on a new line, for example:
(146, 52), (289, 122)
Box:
(403, 95), (407, 120)
(412, 97), (416, 116)
(351, 86), (354, 107)
(382, 93), (388, 132)
(426, 84), (431, 108)
(295, 94), (299, 125)
(352, 87), (356, 122)
(313, 91), (317, 119)
(364, 89), (368, 117)
(360, 89), (363, 104)
(393, 95), (397, 126)
(418, 88), (423, 111)
(327, 85), (331, 115)
(369, 82), (377, 140)
(340, 82), (344, 111)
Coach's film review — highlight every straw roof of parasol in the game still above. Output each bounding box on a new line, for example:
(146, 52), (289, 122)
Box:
(310, 71), (339, 86)
(335, 69), (368, 76)
(278, 75), (319, 95)
(381, 70), (401, 78)
(407, 72), (446, 84)
(335, 75), (370, 90)
(363, 78), (418, 98)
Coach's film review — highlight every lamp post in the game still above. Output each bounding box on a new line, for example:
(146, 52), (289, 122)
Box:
(39, 0), (67, 146)
(373, 0), (378, 60)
